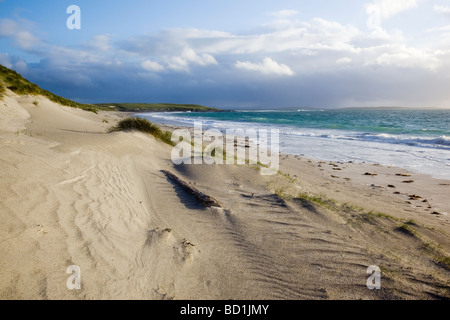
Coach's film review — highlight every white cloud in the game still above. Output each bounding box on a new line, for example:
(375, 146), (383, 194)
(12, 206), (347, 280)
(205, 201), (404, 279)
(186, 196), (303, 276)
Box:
(366, 0), (418, 30)
(364, 45), (444, 71)
(14, 59), (28, 73)
(235, 58), (294, 76)
(0, 53), (13, 68)
(434, 5), (450, 15)
(426, 24), (450, 34)
(181, 48), (217, 66)
(166, 56), (188, 72)
(118, 14), (450, 80)
(4, 8), (450, 108)
(90, 34), (112, 51)
(44, 46), (103, 66)
(0, 54), (27, 73)
(270, 10), (299, 19)
(0, 19), (41, 49)
(167, 48), (217, 72)
(336, 57), (352, 64)
(141, 59), (164, 72)
(168, 20), (358, 56)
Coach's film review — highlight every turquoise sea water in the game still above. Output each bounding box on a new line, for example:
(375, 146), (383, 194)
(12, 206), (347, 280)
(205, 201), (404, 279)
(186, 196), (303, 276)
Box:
(138, 108), (450, 179)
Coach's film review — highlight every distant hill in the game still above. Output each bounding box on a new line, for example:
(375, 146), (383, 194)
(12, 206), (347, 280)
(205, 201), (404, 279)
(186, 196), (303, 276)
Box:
(0, 64), (99, 113)
(0, 64), (220, 114)
(95, 103), (220, 112)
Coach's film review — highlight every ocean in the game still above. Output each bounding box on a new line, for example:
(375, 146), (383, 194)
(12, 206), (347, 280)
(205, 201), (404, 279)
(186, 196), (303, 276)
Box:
(137, 108), (450, 180)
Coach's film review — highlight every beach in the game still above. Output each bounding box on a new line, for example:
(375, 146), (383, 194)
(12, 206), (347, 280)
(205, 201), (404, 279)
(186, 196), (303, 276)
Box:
(1, 90), (449, 300)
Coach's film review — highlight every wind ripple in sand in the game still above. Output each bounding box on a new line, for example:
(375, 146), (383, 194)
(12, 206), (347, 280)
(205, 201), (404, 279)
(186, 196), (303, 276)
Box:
(2, 130), (448, 299)
(59, 175), (87, 185)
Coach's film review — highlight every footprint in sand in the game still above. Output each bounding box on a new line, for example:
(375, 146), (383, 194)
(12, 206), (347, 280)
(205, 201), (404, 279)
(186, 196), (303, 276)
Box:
(148, 228), (199, 263)
(4, 140), (25, 145)
(177, 239), (198, 263)
(36, 224), (48, 235)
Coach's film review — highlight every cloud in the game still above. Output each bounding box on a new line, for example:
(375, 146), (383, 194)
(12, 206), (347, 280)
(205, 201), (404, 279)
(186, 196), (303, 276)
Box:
(366, 0), (418, 30)
(0, 53), (28, 72)
(434, 5), (450, 15)
(141, 59), (164, 72)
(0, 53), (13, 68)
(89, 34), (112, 51)
(370, 45), (443, 71)
(336, 57), (352, 64)
(166, 48), (217, 72)
(3, 9), (450, 108)
(14, 59), (28, 73)
(0, 19), (41, 49)
(426, 24), (450, 36)
(120, 18), (360, 60)
(181, 48), (217, 66)
(235, 58), (294, 76)
(270, 10), (299, 19)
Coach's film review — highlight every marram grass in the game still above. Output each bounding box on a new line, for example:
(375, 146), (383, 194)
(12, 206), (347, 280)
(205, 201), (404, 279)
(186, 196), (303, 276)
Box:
(109, 117), (174, 146)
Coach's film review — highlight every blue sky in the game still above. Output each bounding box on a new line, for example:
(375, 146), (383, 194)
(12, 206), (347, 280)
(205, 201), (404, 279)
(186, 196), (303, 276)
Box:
(1, 0), (450, 108)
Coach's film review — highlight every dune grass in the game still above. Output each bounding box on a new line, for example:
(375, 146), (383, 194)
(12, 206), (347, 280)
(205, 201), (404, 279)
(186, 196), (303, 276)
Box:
(109, 117), (174, 146)
(0, 64), (99, 113)
(0, 80), (5, 98)
(395, 223), (418, 237)
(297, 192), (337, 209)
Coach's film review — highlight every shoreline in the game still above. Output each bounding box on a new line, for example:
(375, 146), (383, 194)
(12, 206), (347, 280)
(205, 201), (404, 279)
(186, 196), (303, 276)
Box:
(1, 93), (449, 299)
(154, 121), (450, 220)
(135, 111), (450, 181)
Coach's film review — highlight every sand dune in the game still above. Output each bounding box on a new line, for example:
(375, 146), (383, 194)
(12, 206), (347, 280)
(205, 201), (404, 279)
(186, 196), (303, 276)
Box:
(1, 89), (449, 300)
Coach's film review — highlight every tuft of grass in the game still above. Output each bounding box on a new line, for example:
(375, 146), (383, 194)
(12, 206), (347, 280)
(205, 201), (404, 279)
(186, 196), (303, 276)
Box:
(421, 237), (450, 271)
(297, 192), (337, 210)
(435, 255), (450, 270)
(361, 211), (399, 223)
(278, 170), (297, 183)
(405, 219), (418, 226)
(32, 100), (38, 106)
(109, 117), (174, 146)
(159, 130), (174, 146)
(275, 187), (292, 200)
(0, 81), (5, 98)
(395, 223), (418, 237)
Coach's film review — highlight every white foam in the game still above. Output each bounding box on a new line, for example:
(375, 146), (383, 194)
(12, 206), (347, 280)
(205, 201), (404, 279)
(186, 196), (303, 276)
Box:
(138, 113), (450, 180)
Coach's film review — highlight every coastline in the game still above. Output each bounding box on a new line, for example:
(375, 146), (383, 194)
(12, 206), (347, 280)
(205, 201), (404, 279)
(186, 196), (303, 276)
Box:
(155, 122), (450, 220)
(1, 92), (449, 299)
(137, 109), (450, 182)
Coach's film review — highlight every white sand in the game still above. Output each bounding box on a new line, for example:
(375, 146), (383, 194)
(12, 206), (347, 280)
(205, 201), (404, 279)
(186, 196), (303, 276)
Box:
(1, 89), (449, 300)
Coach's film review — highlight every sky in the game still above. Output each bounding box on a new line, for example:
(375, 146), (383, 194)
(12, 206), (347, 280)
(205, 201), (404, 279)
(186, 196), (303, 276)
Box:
(1, 0), (450, 109)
